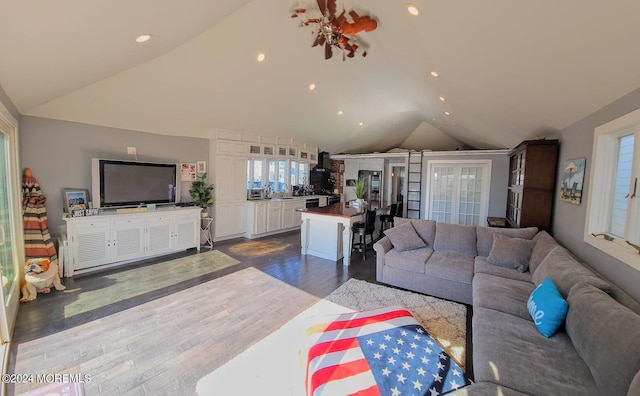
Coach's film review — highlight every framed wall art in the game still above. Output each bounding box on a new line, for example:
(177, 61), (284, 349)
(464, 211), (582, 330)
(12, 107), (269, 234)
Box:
(559, 158), (586, 204)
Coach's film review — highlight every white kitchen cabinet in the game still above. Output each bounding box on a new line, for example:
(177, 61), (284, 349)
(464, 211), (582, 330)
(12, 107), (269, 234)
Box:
(215, 202), (247, 239)
(281, 200), (304, 229)
(267, 201), (282, 232)
(215, 156), (247, 203)
(217, 139), (249, 156)
(318, 196), (328, 207)
(246, 201), (268, 236)
(64, 208), (201, 276)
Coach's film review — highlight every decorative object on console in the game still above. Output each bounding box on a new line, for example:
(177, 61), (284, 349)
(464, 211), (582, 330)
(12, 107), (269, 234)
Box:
(189, 172), (214, 217)
(291, 0), (378, 60)
(62, 188), (89, 214)
(559, 157), (586, 204)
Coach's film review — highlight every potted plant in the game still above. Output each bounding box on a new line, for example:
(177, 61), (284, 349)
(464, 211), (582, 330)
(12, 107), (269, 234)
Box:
(353, 178), (367, 208)
(190, 173), (214, 216)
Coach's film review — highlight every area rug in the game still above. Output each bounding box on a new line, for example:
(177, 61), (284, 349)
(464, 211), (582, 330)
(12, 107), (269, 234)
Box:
(196, 278), (467, 395)
(63, 250), (240, 317)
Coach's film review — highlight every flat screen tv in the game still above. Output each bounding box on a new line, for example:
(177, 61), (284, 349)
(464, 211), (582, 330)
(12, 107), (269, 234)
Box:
(91, 158), (180, 208)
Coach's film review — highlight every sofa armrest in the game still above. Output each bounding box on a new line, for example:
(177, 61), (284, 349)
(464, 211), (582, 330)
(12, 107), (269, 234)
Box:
(373, 237), (393, 282)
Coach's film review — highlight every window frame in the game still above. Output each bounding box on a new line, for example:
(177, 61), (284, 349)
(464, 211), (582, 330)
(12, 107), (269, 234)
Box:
(584, 108), (640, 271)
(247, 157), (309, 193)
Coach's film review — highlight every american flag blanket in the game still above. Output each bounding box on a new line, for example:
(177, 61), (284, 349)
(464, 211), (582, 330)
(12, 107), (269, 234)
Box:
(306, 305), (470, 396)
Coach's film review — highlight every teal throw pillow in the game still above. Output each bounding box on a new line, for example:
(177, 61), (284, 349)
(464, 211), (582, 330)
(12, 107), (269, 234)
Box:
(527, 277), (568, 338)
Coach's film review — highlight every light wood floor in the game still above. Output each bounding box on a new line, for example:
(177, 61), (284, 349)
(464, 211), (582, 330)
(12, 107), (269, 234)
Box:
(8, 231), (471, 395)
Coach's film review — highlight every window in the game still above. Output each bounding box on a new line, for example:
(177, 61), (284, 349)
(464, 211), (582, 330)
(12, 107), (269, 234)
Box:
(247, 158), (309, 193)
(246, 158), (264, 189)
(585, 108), (640, 270)
(426, 160), (491, 226)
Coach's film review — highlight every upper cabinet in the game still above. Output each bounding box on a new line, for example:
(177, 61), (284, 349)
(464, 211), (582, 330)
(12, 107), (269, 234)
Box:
(506, 139), (559, 232)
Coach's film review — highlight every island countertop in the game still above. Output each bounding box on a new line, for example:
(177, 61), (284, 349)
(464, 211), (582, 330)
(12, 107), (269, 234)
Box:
(301, 203), (366, 219)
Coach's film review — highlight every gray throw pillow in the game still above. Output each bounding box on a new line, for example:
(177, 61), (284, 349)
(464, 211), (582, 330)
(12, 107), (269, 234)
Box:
(487, 233), (535, 272)
(384, 222), (427, 252)
(566, 283), (640, 396)
(476, 226), (538, 257)
(434, 222), (477, 257)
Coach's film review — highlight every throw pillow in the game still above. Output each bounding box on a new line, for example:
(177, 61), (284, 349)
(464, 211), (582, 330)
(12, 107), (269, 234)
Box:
(527, 277), (568, 338)
(383, 221), (427, 252)
(487, 233), (536, 272)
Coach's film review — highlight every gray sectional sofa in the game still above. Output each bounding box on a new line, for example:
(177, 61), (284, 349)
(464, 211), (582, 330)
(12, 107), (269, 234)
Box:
(373, 218), (640, 396)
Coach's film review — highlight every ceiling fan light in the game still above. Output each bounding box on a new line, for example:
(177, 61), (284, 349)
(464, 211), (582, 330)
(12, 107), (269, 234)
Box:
(407, 4), (421, 16)
(135, 34), (151, 43)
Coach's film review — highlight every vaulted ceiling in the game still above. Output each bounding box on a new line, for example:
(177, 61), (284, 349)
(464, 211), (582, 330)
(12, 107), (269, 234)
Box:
(2, 1), (640, 154)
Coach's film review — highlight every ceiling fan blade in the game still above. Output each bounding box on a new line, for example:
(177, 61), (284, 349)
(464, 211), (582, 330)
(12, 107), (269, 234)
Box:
(325, 42), (332, 59)
(317, 0), (326, 16)
(312, 34), (325, 47)
(327, 0), (337, 17)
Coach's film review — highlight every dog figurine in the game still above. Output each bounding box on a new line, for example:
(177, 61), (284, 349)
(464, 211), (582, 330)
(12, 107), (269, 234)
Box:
(20, 258), (66, 302)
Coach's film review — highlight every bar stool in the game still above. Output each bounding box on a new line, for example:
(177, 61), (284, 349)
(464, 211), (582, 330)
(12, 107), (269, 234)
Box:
(352, 210), (376, 260)
(379, 203), (398, 238)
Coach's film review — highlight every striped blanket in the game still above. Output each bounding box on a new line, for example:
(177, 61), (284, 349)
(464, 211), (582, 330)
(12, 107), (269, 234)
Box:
(22, 176), (57, 264)
(306, 305), (470, 396)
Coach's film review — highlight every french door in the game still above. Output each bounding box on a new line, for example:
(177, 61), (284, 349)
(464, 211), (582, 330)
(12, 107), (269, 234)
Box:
(426, 160), (492, 226)
(0, 108), (21, 360)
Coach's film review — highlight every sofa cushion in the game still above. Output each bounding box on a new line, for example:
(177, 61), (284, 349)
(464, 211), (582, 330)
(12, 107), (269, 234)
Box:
(532, 246), (615, 298)
(384, 247), (433, 273)
(434, 222), (477, 257)
(629, 370), (640, 396)
(447, 382), (530, 396)
(474, 257), (532, 283)
(566, 283), (640, 396)
(473, 307), (599, 396)
(473, 272), (534, 320)
(487, 233), (535, 272)
(529, 230), (561, 275)
(383, 221), (427, 252)
(476, 226), (538, 257)
(425, 251), (474, 284)
(527, 278), (568, 338)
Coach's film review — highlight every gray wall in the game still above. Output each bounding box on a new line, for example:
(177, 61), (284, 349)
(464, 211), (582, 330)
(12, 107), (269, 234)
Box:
(20, 116), (209, 233)
(552, 87), (640, 301)
(421, 152), (510, 220)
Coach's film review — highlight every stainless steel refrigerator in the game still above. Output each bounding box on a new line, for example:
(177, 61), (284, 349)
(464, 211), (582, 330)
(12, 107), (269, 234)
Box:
(357, 170), (383, 209)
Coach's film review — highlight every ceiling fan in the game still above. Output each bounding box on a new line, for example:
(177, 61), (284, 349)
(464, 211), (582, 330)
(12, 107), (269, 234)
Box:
(291, 0), (378, 60)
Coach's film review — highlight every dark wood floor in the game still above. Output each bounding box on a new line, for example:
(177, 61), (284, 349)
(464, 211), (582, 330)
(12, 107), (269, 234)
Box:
(8, 231), (471, 395)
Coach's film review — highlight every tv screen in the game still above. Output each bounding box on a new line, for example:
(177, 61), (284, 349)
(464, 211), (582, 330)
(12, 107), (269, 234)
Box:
(93, 159), (178, 208)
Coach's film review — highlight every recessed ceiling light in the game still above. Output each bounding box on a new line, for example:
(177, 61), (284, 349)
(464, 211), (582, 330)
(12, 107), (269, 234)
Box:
(430, 71), (439, 78)
(444, 111), (451, 116)
(407, 4), (421, 16)
(359, 121), (364, 126)
(256, 52), (266, 62)
(135, 34), (151, 43)
(439, 96), (446, 102)
(309, 82), (316, 90)
(337, 110), (344, 115)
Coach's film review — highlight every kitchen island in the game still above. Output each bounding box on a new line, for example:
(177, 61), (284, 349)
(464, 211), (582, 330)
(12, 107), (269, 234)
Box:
(300, 203), (365, 266)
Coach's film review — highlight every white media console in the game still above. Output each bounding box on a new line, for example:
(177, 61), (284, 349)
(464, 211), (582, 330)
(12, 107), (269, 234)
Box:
(63, 207), (201, 276)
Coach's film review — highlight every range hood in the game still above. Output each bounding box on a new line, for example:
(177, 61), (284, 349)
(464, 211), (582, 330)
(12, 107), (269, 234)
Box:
(312, 151), (332, 172)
